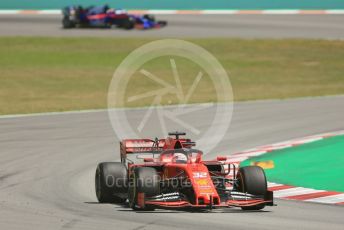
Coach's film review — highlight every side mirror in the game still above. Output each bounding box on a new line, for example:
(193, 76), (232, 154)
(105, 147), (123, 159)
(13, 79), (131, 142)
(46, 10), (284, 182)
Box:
(144, 158), (154, 162)
(217, 156), (227, 161)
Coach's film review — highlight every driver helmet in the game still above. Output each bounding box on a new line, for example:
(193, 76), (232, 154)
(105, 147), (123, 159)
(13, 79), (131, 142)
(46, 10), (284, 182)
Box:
(114, 8), (127, 14)
(106, 8), (115, 14)
(174, 153), (187, 163)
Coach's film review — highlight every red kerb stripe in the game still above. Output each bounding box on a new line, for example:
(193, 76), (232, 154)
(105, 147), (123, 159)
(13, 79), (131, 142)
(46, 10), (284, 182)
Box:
(268, 185), (295, 191)
(285, 191), (341, 200)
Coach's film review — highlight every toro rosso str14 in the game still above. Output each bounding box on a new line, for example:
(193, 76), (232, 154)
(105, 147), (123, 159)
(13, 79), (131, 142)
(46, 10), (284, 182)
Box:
(62, 5), (167, 30)
(95, 132), (274, 211)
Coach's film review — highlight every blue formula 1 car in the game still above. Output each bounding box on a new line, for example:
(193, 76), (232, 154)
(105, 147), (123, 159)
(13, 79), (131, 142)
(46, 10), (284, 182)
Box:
(62, 5), (167, 30)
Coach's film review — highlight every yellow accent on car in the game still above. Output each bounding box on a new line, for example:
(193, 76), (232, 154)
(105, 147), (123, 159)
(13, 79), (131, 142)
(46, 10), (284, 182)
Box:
(196, 179), (209, 186)
(252, 160), (275, 169)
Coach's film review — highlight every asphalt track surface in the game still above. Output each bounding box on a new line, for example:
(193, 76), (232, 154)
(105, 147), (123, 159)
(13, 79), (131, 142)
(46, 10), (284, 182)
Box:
(1, 96), (344, 230)
(1, 14), (344, 39)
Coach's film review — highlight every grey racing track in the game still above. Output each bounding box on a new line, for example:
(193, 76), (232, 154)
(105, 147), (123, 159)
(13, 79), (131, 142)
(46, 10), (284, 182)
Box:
(1, 14), (344, 39)
(0, 96), (344, 230)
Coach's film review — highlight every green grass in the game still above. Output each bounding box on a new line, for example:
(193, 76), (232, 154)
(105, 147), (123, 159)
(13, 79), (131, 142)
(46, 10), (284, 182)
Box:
(240, 135), (344, 192)
(1, 37), (344, 115)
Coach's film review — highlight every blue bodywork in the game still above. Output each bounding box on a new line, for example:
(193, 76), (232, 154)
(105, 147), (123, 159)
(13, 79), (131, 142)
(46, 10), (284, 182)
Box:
(131, 15), (157, 29)
(62, 5), (167, 29)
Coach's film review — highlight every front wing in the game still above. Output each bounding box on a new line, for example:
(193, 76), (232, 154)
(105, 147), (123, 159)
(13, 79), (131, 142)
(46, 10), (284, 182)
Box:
(137, 191), (274, 209)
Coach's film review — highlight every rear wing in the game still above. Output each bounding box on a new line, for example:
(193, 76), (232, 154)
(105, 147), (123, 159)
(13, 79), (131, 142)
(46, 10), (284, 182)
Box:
(120, 139), (163, 161)
(121, 139), (163, 153)
(120, 138), (196, 160)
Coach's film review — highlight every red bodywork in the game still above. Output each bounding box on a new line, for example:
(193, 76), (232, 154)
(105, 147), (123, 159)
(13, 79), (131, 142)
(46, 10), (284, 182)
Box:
(87, 12), (129, 20)
(121, 134), (273, 209)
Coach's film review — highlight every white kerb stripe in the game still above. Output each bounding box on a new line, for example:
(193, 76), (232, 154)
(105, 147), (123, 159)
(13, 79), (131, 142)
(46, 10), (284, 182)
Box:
(261, 145), (292, 151)
(267, 182), (283, 188)
(225, 156), (248, 162)
(233, 151), (267, 157)
(147, 10), (177, 14)
(38, 10), (61, 14)
(305, 194), (344, 204)
(325, 10), (344, 14)
(292, 137), (323, 145)
(262, 10), (300, 14)
(0, 10), (20, 14)
(201, 10), (239, 14)
(274, 188), (323, 198)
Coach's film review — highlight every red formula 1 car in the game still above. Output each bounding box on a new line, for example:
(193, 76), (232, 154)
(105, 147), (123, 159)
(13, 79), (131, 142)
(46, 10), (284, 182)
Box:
(95, 132), (274, 211)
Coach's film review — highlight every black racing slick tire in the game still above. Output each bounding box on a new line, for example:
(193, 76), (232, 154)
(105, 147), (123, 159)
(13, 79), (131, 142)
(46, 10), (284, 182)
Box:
(128, 167), (159, 211)
(157, 21), (168, 27)
(120, 17), (135, 30)
(62, 17), (75, 29)
(235, 166), (267, 210)
(95, 162), (128, 204)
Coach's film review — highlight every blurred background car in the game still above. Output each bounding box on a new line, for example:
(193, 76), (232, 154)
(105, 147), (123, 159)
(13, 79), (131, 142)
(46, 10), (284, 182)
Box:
(62, 5), (167, 30)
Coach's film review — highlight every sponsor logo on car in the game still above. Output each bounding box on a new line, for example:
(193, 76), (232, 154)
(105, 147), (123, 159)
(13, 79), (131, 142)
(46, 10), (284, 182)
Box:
(193, 172), (208, 178)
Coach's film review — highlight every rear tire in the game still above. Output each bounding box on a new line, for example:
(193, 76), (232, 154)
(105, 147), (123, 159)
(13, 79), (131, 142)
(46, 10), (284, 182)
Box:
(157, 21), (167, 27)
(95, 162), (128, 204)
(235, 166), (267, 210)
(128, 167), (159, 211)
(122, 18), (135, 30)
(62, 17), (75, 29)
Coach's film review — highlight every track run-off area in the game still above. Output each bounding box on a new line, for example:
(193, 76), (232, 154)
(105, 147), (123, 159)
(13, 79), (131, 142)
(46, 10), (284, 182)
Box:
(0, 96), (344, 230)
(1, 14), (344, 39)
(236, 130), (344, 204)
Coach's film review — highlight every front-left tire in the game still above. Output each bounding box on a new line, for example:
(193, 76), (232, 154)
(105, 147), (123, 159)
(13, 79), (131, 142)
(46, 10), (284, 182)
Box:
(235, 166), (268, 210)
(128, 167), (160, 210)
(95, 162), (128, 203)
